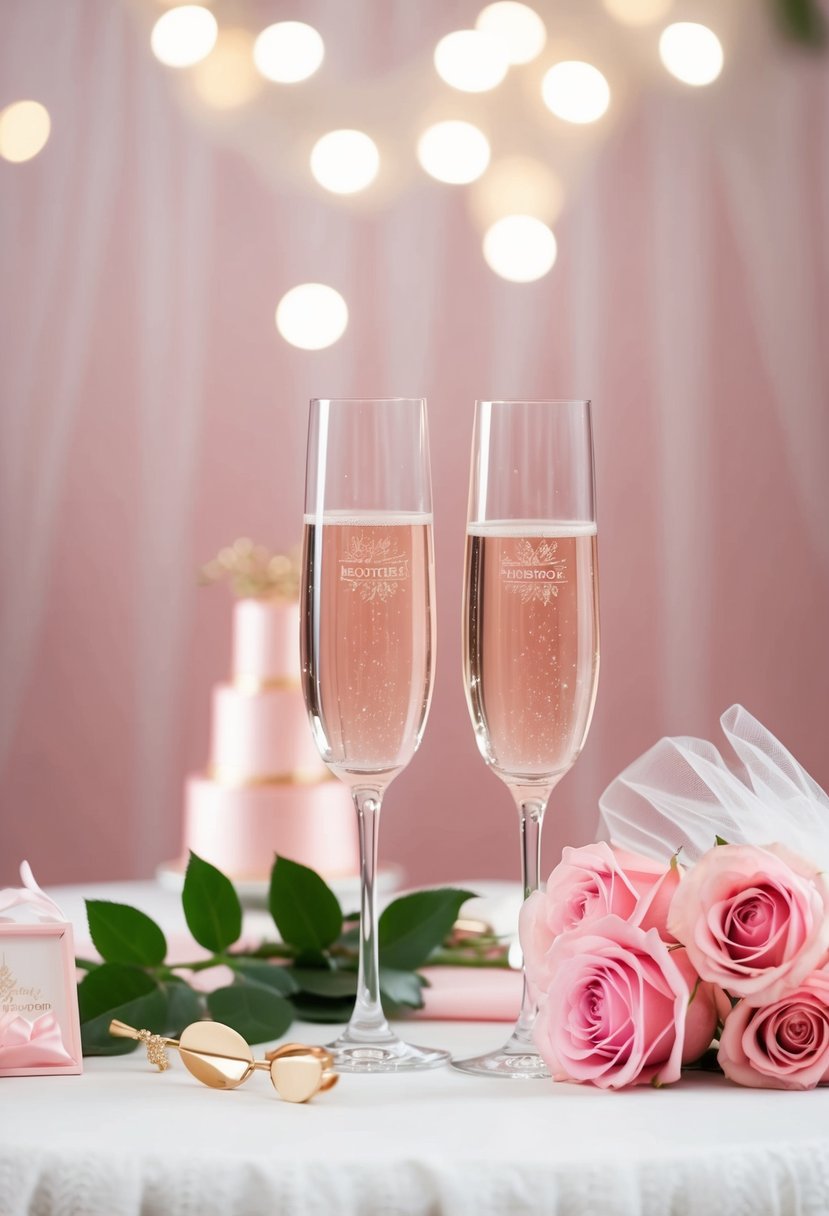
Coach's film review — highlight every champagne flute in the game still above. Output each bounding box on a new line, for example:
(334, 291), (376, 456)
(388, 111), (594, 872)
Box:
(453, 400), (600, 1078)
(300, 398), (448, 1072)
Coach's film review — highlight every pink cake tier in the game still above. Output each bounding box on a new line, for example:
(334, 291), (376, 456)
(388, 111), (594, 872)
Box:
(182, 592), (359, 880)
(184, 776), (358, 880)
(233, 597), (301, 689)
(209, 684), (326, 783)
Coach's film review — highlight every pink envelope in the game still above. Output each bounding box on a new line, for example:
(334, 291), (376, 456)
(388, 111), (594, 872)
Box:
(416, 965), (522, 1021)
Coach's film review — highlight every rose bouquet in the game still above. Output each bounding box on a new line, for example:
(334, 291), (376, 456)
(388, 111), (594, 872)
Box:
(521, 840), (829, 1090)
(522, 706), (829, 1091)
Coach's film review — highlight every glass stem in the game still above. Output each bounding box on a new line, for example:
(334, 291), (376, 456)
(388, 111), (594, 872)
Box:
(513, 795), (548, 1046)
(348, 787), (391, 1039)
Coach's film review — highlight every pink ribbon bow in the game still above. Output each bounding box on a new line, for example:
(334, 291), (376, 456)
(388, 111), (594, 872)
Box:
(0, 1011), (75, 1068)
(0, 861), (65, 923)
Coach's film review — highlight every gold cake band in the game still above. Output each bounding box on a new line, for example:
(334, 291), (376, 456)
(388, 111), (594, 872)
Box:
(207, 766), (335, 789)
(232, 676), (302, 694)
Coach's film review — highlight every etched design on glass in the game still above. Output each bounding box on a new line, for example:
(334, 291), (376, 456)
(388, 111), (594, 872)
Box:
(501, 539), (567, 604)
(338, 533), (409, 602)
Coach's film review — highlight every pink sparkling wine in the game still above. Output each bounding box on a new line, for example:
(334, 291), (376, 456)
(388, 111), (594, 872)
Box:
(301, 513), (435, 787)
(464, 522), (599, 786)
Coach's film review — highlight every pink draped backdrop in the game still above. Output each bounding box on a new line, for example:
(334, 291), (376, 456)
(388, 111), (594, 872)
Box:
(1, 1), (828, 888)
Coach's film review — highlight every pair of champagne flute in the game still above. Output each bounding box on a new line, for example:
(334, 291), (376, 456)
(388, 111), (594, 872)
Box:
(300, 397), (599, 1077)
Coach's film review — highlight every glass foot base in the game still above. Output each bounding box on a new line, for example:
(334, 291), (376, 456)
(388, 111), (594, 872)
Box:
(451, 1040), (550, 1079)
(328, 1031), (450, 1073)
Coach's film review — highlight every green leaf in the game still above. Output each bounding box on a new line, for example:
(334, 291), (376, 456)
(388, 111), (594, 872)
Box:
(771, 0), (827, 47)
(294, 948), (330, 970)
(714, 835), (729, 847)
(234, 962), (299, 996)
(86, 900), (168, 967)
(684, 1046), (723, 1073)
(182, 851), (242, 953)
(163, 980), (205, 1035)
(78, 962), (157, 1021)
(379, 968), (425, 1009)
(78, 964), (167, 1056)
(82, 989), (168, 1056)
(289, 994), (355, 1024)
(269, 856), (343, 951)
(382, 999), (418, 1020)
(206, 985), (294, 1044)
(291, 968), (358, 998)
(378, 888), (476, 971)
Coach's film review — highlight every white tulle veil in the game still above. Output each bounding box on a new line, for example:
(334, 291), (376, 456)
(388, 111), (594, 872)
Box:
(598, 705), (829, 868)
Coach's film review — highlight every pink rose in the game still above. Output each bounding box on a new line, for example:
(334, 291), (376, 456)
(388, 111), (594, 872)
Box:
(718, 971), (829, 1089)
(668, 843), (829, 1004)
(519, 842), (680, 993)
(672, 947), (723, 1064)
(533, 915), (689, 1089)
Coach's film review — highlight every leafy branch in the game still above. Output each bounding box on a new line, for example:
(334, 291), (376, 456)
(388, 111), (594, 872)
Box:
(771, 0), (827, 47)
(77, 852), (501, 1055)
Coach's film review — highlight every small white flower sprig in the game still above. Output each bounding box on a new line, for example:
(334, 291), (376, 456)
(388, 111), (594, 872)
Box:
(200, 538), (300, 601)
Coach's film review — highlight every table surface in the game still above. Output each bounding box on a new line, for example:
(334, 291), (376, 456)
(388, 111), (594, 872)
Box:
(3, 884), (829, 1216)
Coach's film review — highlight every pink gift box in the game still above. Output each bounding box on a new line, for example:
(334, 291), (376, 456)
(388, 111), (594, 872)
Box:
(0, 905), (83, 1076)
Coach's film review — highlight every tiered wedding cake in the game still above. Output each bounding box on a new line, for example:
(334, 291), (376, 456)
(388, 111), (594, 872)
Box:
(182, 543), (358, 880)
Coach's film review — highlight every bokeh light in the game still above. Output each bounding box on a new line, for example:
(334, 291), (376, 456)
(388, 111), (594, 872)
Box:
(542, 61), (611, 124)
(483, 215), (557, 282)
(602, 0), (672, 26)
(0, 100), (51, 163)
(469, 156), (563, 229)
(475, 2), (546, 65)
(417, 121), (491, 185)
(310, 130), (380, 195)
(150, 6), (218, 69)
(275, 284), (348, 350)
(190, 30), (261, 110)
(659, 22), (723, 86)
(254, 22), (324, 84)
(434, 30), (509, 93)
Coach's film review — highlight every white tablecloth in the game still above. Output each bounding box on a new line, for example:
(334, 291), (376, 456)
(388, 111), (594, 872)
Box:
(3, 885), (829, 1215)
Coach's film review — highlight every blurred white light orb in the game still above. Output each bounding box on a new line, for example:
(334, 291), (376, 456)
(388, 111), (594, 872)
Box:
(417, 121), (491, 185)
(150, 6), (218, 68)
(190, 30), (261, 109)
(483, 215), (557, 283)
(0, 100), (51, 163)
(254, 21), (324, 84)
(469, 156), (564, 229)
(475, 2), (546, 65)
(434, 29), (509, 93)
(276, 284), (348, 350)
(542, 61), (610, 124)
(310, 130), (379, 195)
(659, 22), (723, 86)
(602, 0), (672, 26)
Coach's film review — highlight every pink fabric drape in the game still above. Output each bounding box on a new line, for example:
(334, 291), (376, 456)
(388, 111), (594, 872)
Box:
(1, 1), (827, 887)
